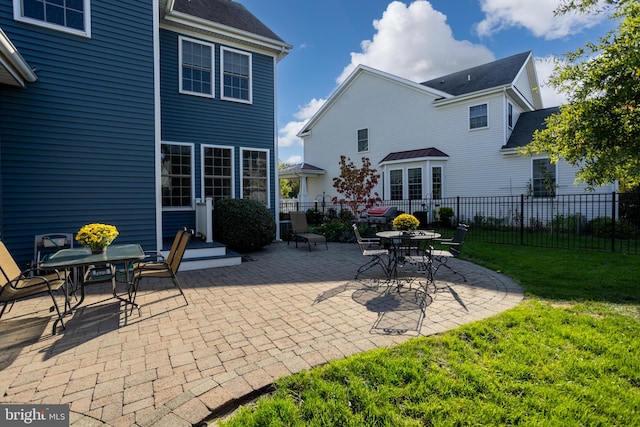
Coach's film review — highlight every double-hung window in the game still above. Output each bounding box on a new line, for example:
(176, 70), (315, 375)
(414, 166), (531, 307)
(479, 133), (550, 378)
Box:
(203, 146), (233, 202)
(357, 128), (369, 152)
(241, 149), (269, 205)
(390, 170), (403, 200)
(161, 143), (194, 209)
(432, 167), (442, 199)
(408, 168), (422, 200)
(179, 37), (214, 97)
(532, 158), (556, 198)
(221, 47), (252, 103)
(507, 102), (514, 129)
(14, 0), (90, 36)
(469, 103), (488, 129)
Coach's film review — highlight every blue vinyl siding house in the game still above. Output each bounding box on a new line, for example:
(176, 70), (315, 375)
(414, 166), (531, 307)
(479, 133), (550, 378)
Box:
(0, 0), (290, 265)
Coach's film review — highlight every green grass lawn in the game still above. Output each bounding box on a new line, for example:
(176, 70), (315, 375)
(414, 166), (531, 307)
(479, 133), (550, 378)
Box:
(218, 243), (640, 426)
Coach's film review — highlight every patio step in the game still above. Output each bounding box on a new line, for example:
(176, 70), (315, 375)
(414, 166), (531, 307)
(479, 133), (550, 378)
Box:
(160, 238), (242, 271)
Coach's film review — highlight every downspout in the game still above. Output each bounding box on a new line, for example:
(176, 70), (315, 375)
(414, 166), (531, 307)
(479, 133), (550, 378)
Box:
(273, 55), (281, 240)
(153, 0), (163, 249)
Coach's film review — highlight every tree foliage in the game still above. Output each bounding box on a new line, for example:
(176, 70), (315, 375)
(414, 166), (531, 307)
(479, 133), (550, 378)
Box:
(521, 0), (640, 188)
(332, 156), (382, 216)
(278, 160), (300, 198)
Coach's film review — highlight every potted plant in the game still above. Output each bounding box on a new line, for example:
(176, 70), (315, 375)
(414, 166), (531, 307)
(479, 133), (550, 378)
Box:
(392, 213), (420, 233)
(76, 223), (119, 254)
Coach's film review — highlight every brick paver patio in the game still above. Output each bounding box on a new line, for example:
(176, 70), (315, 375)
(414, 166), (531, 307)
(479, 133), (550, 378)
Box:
(0, 241), (523, 426)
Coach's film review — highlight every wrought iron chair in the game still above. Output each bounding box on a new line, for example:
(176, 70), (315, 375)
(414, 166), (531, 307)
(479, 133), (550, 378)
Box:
(289, 211), (327, 251)
(352, 224), (390, 279)
(131, 228), (192, 305)
(0, 241), (67, 334)
(431, 224), (469, 281)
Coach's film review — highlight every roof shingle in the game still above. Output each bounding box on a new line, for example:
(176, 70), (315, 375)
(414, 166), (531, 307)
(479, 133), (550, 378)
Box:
(420, 51), (531, 96)
(173, 0), (285, 42)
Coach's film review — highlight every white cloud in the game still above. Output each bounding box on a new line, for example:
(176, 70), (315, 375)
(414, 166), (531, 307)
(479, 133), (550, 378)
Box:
(284, 154), (303, 164)
(278, 98), (326, 149)
(337, 0), (495, 84)
(535, 55), (568, 107)
(475, 0), (606, 39)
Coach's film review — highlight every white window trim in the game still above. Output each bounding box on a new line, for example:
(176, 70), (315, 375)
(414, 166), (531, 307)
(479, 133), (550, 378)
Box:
(531, 157), (557, 198)
(220, 46), (252, 104)
(179, 36), (215, 98)
(240, 148), (270, 207)
(161, 141), (195, 211)
(389, 168), (403, 200)
(431, 165), (444, 200)
(469, 103), (489, 130)
(200, 144), (235, 201)
(507, 102), (514, 129)
(407, 166), (423, 200)
(357, 128), (369, 153)
(13, 0), (91, 38)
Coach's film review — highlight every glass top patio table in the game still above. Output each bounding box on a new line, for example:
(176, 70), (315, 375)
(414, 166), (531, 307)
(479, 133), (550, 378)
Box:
(40, 244), (145, 333)
(40, 244), (145, 269)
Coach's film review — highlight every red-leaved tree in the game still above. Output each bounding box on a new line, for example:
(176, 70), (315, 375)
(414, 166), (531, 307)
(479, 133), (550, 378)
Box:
(332, 155), (382, 216)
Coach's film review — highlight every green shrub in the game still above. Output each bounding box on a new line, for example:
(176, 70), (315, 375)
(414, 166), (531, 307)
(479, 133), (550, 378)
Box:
(587, 216), (640, 239)
(214, 199), (275, 252)
(586, 217), (614, 238)
(437, 206), (455, 227)
(316, 220), (354, 243)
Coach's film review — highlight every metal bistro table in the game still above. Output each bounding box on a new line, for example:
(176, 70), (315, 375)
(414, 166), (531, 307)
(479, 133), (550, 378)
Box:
(40, 244), (145, 333)
(376, 230), (441, 290)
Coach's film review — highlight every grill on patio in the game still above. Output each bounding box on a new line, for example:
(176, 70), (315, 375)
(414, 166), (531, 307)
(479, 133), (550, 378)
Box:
(358, 206), (399, 229)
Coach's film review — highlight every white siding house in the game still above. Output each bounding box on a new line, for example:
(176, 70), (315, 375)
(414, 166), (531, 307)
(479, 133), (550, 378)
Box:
(289, 52), (616, 207)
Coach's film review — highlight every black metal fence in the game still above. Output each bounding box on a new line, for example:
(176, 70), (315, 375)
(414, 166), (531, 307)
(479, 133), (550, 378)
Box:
(280, 192), (640, 254)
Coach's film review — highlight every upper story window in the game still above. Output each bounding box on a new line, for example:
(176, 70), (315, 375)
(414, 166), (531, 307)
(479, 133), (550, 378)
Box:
(469, 103), (488, 129)
(14, 0), (91, 37)
(357, 128), (369, 152)
(202, 145), (233, 202)
(161, 143), (194, 209)
(179, 37), (214, 98)
(532, 158), (556, 198)
(507, 102), (514, 129)
(221, 47), (252, 103)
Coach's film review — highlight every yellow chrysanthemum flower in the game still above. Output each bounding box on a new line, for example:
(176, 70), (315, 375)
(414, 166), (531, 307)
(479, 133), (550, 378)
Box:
(76, 223), (119, 249)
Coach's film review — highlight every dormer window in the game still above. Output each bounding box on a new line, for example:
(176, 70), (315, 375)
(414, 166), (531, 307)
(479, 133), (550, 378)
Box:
(14, 0), (91, 37)
(469, 103), (488, 129)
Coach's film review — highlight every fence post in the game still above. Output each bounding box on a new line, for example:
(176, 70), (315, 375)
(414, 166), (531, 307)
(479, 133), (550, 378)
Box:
(456, 196), (460, 225)
(520, 194), (525, 245)
(611, 192), (616, 252)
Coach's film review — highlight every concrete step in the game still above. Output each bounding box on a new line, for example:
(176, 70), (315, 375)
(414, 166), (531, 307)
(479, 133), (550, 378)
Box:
(160, 238), (242, 271)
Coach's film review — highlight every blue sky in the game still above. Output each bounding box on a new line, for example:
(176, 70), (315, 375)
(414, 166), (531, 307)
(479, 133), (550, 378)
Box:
(239, 0), (613, 164)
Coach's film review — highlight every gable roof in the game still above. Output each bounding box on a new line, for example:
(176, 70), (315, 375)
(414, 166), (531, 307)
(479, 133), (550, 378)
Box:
(298, 65), (450, 136)
(380, 147), (449, 164)
(420, 51), (532, 97)
(162, 0), (291, 57)
(279, 162), (326, 179)
(502, 107), (560, 150)
(172, 0), (285, 42)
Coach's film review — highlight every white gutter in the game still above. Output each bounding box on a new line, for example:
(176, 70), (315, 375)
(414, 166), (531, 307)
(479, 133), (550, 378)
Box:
(164, 11), (292, 55)
(0, 29), (37, 87)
